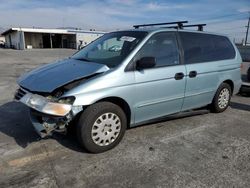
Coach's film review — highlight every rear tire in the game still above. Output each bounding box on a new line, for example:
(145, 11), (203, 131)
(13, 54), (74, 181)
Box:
(77, 102), (127, 153)
(247, 67), (250, 81)
(211, 83), (232, 113)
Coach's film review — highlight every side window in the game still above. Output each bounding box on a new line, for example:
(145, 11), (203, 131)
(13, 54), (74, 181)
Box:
(212, 35), (235, 60)
(135, 32), (179, 67)
(179, 32), (235, 64)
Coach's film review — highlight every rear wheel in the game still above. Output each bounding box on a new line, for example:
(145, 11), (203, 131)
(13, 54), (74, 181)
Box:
(77, 102), (127, 153)
(211, 83), (232, 113)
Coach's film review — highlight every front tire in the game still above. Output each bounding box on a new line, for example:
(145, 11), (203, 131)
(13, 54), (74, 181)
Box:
(77, 102), (127, 153)
(211, 83), (232, 113)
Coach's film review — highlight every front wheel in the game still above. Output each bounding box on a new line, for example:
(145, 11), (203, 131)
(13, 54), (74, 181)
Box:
(210, 83), (232, 113)
(77, 102), (127, 153)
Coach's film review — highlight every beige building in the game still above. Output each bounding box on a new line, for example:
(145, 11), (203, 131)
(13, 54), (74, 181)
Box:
(1, 27), (105, 50)
(0, 35), (5, 42)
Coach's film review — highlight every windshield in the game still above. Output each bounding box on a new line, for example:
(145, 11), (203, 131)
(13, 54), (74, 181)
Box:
(71, 31), (148, 68)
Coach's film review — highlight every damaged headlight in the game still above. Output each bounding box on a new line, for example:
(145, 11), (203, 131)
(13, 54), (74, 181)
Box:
(40, 102), (71, 116)
(20, 94), (72, 116)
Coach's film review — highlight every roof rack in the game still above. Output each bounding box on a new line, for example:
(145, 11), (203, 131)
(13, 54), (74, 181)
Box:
(182, 24), (206, 31)
(133, 21), (188, 29)
(133, 21), (206, 31)
(164, 24), (206, 31)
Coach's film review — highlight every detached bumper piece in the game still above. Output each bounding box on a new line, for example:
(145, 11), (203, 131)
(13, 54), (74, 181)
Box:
(30, 109), (72, 138)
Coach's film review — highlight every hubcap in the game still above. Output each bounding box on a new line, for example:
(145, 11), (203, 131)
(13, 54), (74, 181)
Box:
(218, 88), (230, 109)
(91, 113), (121, 146)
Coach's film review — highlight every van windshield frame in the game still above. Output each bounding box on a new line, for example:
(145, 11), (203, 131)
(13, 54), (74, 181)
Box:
(71, 31), (148, 68)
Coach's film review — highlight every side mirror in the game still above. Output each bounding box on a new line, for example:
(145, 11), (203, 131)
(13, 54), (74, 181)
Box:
(136, 57), (156, 70)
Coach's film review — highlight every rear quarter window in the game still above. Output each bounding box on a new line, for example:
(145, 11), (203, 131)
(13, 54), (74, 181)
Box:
(179, 32), (236, 64)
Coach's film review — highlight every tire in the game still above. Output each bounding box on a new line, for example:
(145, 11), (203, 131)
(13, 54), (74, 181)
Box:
(77, 102), (127, 153)
(211, 83), (232, 113)
(247, 68), (250, 81)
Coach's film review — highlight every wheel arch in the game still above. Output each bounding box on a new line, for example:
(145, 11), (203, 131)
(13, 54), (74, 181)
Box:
(96, 97), (132, 128)
(222, 79), (234, 93)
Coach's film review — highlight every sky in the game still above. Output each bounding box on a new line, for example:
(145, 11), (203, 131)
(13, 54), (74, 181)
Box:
(0, 0), (249, 41)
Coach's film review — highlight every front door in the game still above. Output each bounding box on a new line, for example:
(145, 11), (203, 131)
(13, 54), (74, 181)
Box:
(133, 32), (186, 124)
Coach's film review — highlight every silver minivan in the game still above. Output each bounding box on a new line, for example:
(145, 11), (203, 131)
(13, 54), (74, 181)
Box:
(15, 23), (242, 153)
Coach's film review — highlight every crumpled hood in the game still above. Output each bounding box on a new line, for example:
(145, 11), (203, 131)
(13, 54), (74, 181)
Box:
(18, 58), (109, 93)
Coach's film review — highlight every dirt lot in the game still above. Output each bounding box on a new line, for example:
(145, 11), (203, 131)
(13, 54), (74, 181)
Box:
(0, 49), (250, 188)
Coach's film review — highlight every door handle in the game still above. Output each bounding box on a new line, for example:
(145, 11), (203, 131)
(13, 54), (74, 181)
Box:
(189, 71), (197, 78)
(174, 72), (184, 80)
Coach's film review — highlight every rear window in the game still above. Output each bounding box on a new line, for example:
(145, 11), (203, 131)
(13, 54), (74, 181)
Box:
(179, 32), (236, 64)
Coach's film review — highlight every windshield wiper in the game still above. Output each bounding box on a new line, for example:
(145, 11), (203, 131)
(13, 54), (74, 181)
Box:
(74, 58), (91, 62)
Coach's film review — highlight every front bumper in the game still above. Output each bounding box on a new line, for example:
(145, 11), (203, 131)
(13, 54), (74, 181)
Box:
(30, 109), (71, 138)
(30, 112), (52, 138)
(15, 87), (82, 138)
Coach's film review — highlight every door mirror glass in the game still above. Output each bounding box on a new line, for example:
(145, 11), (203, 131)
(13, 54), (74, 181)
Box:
(136, 57), (156, 70)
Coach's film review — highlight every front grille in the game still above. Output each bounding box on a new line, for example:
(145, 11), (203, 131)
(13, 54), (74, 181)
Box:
(14, 87), (27, 100)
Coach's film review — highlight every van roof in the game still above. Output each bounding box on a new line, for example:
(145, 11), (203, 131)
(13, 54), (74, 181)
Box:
(119, 27), (229, 38)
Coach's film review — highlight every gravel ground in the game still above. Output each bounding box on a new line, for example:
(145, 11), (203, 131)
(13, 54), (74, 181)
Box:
(0, 49), (249, 188)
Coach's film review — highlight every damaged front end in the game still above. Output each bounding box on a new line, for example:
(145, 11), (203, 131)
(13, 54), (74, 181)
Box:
(14, 58), (110, 138)
(15, 87), (83, 138)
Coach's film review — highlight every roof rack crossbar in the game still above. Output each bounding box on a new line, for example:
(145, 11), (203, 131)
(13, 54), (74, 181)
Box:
(133, 21), (188, 29)
(163, 26), (179, 29)
(182, 24), (206, 31)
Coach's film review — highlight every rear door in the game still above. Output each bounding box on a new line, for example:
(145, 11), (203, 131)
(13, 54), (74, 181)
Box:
(178, 32), (235, 111)
(133, 32), (186, 124)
